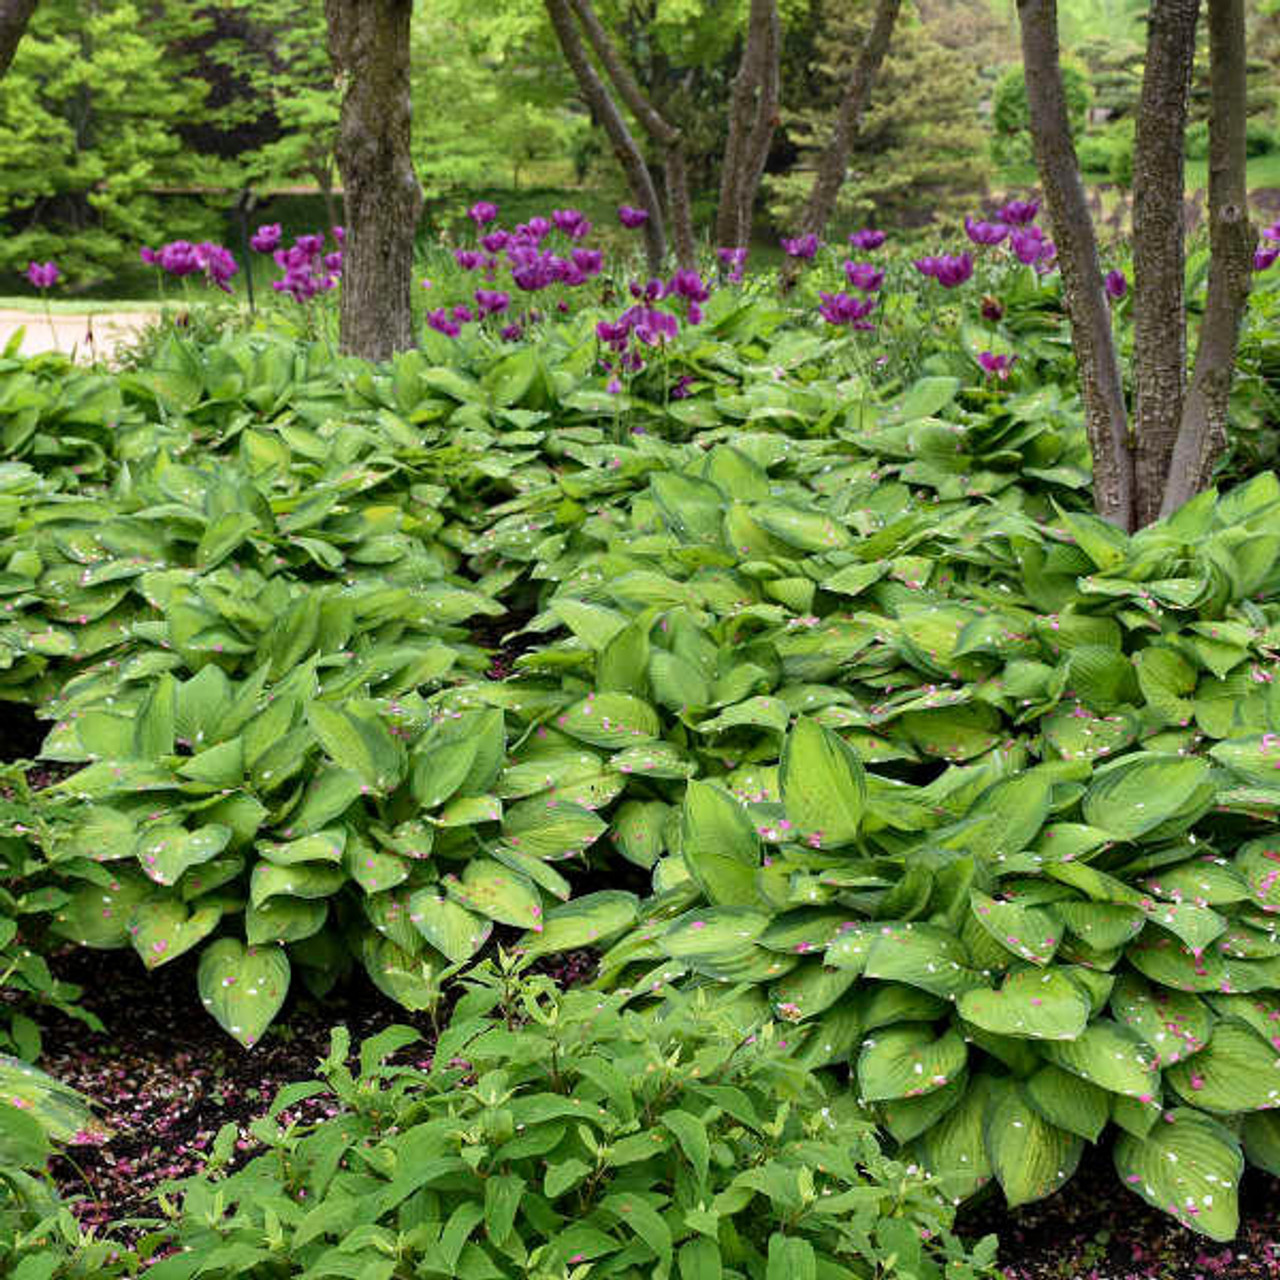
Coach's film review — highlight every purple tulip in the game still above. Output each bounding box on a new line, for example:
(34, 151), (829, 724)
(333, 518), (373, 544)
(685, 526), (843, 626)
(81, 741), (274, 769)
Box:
(981, 295), (1005, 322)
(915, 253), (973, 287)
(500, 323), (523, 342)
(475, 288), (510, 316)
(1263, 220), (1279, 242)
(468, 201), (499, 227)
(629, 278), (666, 303)
(1010, 227), (1050, 266)
(964, 216), (1009, 246)
(998, 198), (1040, 225)
(618, 205), (650, 229)
(1255, 246), (1279, 272)
(452, 304), (474, 323)
(844, 261), (885, 292)
(818, 291), (877, 327)
(571, 247), (603, 277)
(668, 269), (710, 303)
(848, 228), (886, 250)
(331, 225), (345, 244)
(781, 233), (820, 260)
(196, 242), (239, 292)
(524, 217), (552, 242)
(454, 249), (486, 271)
(25, 260), (59, 289)
(324, 251), (343, 275)
(249, 223), (282, 254)
(977, 351), (1017, 380)
(140, 246), (159, 266)
(552, 208), (591, 239)
(629, 306), (679, 346)
(480, 231), (510, 254)
(295, 233), (325, 258)
(670, 374), (695, 401)
(1104, 269), (1128, 299)
(426, 307), (461, 337)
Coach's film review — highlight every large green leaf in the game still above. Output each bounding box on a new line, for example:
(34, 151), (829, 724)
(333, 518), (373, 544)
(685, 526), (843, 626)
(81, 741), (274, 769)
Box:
(197, 939), (290, 1049)
(1114, 1109), (1242, 1241)
(1082, 755), (1213, 840)
(518, 891), (638, 957)
(958, 968), (1090, 1041)
(128, 899), (222, 970)
(969, 891), (1061, 966)
(1166, 1022), (1280, 1113)
(1024, 1064), (1110, 1142)
(985, 1085), (1083, 1207)
(779, 717), (866, 849)
(857, 1024), (967, 1102)
(1042, 1020), (1159, 1100)
(680, 781), (761, 907)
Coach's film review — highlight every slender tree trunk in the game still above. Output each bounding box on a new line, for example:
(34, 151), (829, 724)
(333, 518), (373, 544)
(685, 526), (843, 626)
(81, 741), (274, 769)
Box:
(1160, 0), (1255, 517)
(565, 0), (695, 270)
(1018, 0), (1133, 529)
(1130, 0), (1199, 527)
(780, 0), (900, 291)
(715, 0), (780, 251)
(325, 0), (421, 360)
(545, 0), (666, 272)
(0, 0), (38, 80)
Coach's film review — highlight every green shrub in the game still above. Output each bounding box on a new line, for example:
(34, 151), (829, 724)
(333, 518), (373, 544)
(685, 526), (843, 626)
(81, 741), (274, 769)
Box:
(1246, 117), (1278, 157)
(145, 958), (998, 1280)
(992, 61), (1090, 168)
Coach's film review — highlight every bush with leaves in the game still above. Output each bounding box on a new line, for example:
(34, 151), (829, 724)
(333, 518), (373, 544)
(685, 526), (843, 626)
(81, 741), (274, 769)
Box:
(143, 956), (997, 1280)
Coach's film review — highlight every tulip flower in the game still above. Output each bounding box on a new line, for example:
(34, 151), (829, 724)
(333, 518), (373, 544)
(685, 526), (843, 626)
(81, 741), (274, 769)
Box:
(964, 216), (1009, 246)
(618, 205), (650, 228)
(25, 261), (59, 289)
(781, 233), (820, 259)
(998, 198), (1040, 224)
(1104, 269), (1128, 299)
(977, 351), (1017, 380)
(844, 261), (885, 292)
(468, 201), (499, 226)
(848, 228), (886, 250)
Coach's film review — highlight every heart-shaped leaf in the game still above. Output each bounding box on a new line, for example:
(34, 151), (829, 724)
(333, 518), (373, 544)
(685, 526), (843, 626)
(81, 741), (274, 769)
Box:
(197, 939), (290, 1049)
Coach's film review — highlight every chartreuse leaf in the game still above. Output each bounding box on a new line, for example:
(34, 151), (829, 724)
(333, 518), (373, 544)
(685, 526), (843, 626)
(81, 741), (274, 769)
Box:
(128, 899), (222, 970)
(959, 968), (1090, 1040)
(407, 889), (491, 965)
(306, 702), (405, 793)
(136, 824), (232, 888)
(1110, 973), (1213, 1064)
(197, 939), (290, 1048)
(1042, 1020), (1159, 1101)
(985, 1084), (1083, 1207)
(681, 781), (760, 907)
(970, 891), (1061, 965)
(861, 923), (988, 1001)
(1242, 1111), (1280, 1176)
(1082, 755), (1213, 840)
(1024, 1064), (1110, 1142)
(1114, 1109), (1242, 1241)
(517, 891), (638, 957)
(779, 717), (866, 848)
(1166, 1022), (1280, 1112)
(857, 1023), (967, 1102)
(446, 860), (542, 930)
(557, 692), (661, 748)
(912, 1074), (996, 1201)
(53, 871), (154, 948)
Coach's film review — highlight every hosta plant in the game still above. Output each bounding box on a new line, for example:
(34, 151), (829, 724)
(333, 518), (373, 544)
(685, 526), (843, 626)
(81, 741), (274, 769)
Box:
(145, 956), (998, 1280)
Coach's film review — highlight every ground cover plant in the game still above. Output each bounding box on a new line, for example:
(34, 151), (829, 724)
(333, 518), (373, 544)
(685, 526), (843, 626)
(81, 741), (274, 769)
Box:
(0, 201), (1279, 1276)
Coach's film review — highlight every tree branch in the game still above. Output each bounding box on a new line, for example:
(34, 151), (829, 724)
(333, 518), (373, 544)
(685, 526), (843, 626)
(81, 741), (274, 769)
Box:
(544, 0), (666, 272)
(1017, 0), (1133, 529)
(0, 0), (38, 81)
(1131, 0), (1199, 527)
(1160, 0), (1256, 517)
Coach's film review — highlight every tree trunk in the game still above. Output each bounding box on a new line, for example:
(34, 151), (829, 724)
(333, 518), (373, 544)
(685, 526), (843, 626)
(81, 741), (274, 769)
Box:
(780, 0), (900, 291)
(0, 0), (38, 81)
(1017, 0), (1133, 529)
(325, 0), (421, 360)
(1159, 0), (1256, 517)
(544, 0), (666, 272)
(564, 0), (696, 270)
(1130, 0), (1199, 527)
(715, 0), (780, 251)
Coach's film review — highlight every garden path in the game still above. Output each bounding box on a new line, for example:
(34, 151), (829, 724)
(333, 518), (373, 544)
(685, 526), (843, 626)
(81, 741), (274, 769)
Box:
(0, 307), (159, 360)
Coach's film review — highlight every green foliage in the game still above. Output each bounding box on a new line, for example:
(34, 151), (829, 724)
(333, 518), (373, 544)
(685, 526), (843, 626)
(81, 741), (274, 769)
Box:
(768, 2), (990, 230)
(0, 0), (222, 285)
(991, 61), (1091, 168)
(144, 959), (997, 1279)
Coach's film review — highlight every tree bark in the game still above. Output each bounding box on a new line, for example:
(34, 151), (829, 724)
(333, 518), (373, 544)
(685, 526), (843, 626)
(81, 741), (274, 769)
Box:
(325, 0), (421, 361)
(715, 0), (780, 251)
(1130, 0), (1199, 527)
(1018, 0), (1133, 529)
(1159, 0), (1256, 517)
(0, 0), (37, 81)
(780, 0), (900, 291)
(544, 0), (666, 272)
(564, 0), (695, 269)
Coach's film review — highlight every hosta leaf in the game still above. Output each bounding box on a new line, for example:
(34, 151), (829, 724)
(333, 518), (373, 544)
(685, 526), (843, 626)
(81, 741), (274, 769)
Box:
(663, 907), (771, 958)
(52, 871), (154, 949)
(779, 717), (866, 848)
(1056, 901), (1146, 951)
(128, 900), (222, 970)
(1082, 755), (1213, 841)
(557, 693), (661, 748)
(306, 703), (405, 794)
(1234, 836), (1280, 911)
(360, 934), (446, 1011)
(344, 839), (409, 896)
(1024, 1064), (1110, 1142)
(1114, 1109), (1241, 1241)
(681, 781), (760, 907)
(1110, 973), (1213, 1065)
(407, 890), (491, 964)
(517, 891), (638, 958)
(959, 969), (1090, 1041)
(245, 898), (328, 946)
(502, 798), (606, 861)
(911, 1075), (996, 1202)
(970, 892), (1061, 965)
(136, 824), (232, 889)
(880, 1071), (968, 1143)
(857, 1023), (967, 1102)
(770, 961), (859, 1020)
(1166, 1022), (1280, 1112)
(281, 766), (363, 835)
(985, 1085), (1083, 1207)
(446, 859), (542, 930)
(611, 800), (670, 869)
(1042, 1020), (1159, 1100)
(1242, 1111), (1280, 1176)
(197, 939), (290, 1049)
(861, 922), (988, 1000)
(259, 830), (346, 867)
(249, 862), (345, 908)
